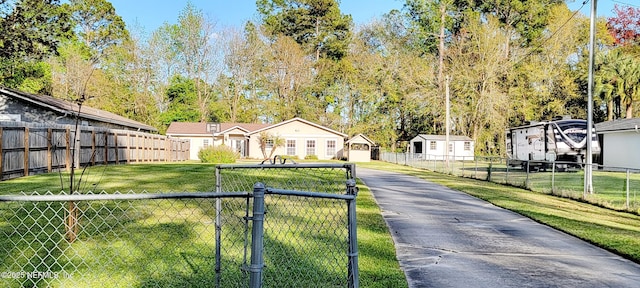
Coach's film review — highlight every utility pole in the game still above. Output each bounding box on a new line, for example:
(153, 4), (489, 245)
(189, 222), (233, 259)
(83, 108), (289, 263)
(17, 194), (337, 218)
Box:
(585, 0), (597, 197)
(445, 75), (450, 168)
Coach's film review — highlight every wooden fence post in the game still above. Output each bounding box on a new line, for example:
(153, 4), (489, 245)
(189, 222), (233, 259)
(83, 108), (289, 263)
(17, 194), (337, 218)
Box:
(47, 128), (52, 173)
(65, 127), (71, 172)
(114, 132), (119, 164)
(125, 132), (130, 164)
(104, 131), (108, 165)
(23, 127), (29, 177)
(91, 130), (96, 166)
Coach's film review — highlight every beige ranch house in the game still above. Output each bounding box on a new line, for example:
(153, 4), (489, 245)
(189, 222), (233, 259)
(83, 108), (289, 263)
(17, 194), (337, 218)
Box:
(166, 117), (347, 161)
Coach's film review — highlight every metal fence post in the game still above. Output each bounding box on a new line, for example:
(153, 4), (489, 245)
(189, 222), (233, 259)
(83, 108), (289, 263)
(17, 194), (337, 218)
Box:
(525, 161), (530, 189)
(551, 161), (556, 193)
(474, 157), (478, 179)
(249, 182), (266, 288)
(215, 167), (223, 287)
(506, 159), (510, 185)
(346, 179), (360, 288)
(627, 169), (630, 209)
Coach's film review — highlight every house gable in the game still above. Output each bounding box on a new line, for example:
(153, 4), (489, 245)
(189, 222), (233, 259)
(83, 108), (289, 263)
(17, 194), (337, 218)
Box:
(346, 134), (375, 145)
(246, 118), (346, 160)
(248, 117), (347, 138)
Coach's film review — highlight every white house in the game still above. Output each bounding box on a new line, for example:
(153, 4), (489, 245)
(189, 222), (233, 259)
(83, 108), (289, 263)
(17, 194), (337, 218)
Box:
(595, 118), (640, 170)
(344, 134), (376, 162)
(409, 134), (474, 160)
(166, 118), (347, 161)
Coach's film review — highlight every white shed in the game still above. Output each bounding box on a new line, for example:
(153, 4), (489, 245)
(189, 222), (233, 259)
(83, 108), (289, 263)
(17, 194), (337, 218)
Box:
(595, 118), (640, 170)
(409, 134), (474, 160)
(345, 134), (375, 162)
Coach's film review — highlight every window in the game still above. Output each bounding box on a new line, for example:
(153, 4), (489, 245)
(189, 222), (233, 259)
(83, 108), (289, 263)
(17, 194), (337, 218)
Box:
(350, 143), (369, 151)
(287, 140), (296, 155)
(464, 141), (471, 151)
(429, 141), (437, 150)
(326, 140), (336, 156)
(203, 139), (209, 147)
(265, 139), (274, 149)
(306, 140), (316, 156)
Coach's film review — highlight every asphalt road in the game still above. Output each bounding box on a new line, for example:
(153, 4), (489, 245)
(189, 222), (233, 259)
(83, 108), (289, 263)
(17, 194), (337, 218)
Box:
(357, 168), (640, 288)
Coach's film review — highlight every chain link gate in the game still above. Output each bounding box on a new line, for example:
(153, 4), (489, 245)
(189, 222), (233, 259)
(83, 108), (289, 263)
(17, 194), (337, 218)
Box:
(216, 163), (359, 288)
(0, 162), (359, 287)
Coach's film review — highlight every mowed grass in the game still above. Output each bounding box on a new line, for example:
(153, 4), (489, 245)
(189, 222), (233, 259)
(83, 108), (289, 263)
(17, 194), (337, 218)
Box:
(0, 163), (407, 288)
(359, 161), (640, 264)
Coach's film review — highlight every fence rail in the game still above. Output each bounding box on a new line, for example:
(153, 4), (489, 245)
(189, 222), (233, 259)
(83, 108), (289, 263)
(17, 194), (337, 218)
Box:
(382, 152), (640, 213)
(0, 122), (190, 180)
(0, 163), (359, 288)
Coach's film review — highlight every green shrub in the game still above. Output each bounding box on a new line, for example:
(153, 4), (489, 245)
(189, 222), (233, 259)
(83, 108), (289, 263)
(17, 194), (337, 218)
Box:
(198, 145), (238, 163)
(304, 154), (318, 160)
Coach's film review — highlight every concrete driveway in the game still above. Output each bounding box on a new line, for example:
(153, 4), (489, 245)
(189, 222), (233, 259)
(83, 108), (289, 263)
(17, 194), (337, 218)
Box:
(357, 168), (640, 288)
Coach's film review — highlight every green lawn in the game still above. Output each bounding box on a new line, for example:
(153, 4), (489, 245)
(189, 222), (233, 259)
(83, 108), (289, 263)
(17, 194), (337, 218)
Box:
(358, 160), (640, 264)
(0, 163), (407, 288)
(400, 157), (640, 213)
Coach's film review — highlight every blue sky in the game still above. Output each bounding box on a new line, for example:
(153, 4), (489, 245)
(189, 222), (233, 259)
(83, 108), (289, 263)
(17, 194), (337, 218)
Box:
(109, 0), (405, 32)
(108, 0), (622, 33)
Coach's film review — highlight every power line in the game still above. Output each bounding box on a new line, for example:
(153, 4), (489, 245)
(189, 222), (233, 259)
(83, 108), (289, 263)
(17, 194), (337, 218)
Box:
(510, 0), (589, 68)
(610, 0), (640, 8)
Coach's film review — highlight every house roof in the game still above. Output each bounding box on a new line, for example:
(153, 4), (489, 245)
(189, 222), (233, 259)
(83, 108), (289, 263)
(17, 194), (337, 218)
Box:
(247, 117), (348, 138)
(595, 118), (640, 133)
(412, 134), (473, 141)
(167, 117), (347, 138)
(166, 122), (272, 136)
(0, 87), (157, 132)
(346, 133), (376, 145)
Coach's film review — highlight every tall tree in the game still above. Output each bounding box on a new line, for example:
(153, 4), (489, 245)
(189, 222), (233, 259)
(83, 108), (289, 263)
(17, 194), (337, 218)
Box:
(159, 75), (201, 126)
(607, 4), (640, 47)
(0, 0), (71, 92)
(604, 51), (640, 118)
(0, 0), (71, 59)
(477, 0), (563, 57)
(263, 36), (315, 122)
(174, 3), (221, 122)
(49, 0), (129, 104)
(257, 0), (352, 61)
(69, 0), (129, 62)
(145, 3), (222, 123)
(448, 13), (510, 155)
(217, 24), (265, 123)
(404, 0), (459, 141)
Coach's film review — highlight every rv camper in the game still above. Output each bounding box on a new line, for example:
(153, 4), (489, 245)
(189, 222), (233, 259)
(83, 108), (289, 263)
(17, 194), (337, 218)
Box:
(505, 118), (600, 170)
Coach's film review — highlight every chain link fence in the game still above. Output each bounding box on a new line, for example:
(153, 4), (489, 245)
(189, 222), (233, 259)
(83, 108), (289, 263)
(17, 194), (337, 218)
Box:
(382, 152), (640, 213)
(0, 163), (359, 288)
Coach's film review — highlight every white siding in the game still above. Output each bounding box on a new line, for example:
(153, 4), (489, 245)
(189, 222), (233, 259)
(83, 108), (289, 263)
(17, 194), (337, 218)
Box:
(602, 132), (640, 169)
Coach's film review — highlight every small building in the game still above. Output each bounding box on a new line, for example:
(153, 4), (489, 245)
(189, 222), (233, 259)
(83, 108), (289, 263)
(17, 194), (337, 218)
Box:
(0, 87), (157, 132)
(344, 134), (375, 162)
(595, 118), (640, 170)
(167, 117), (347, 161)
(409, 134), (474, 160)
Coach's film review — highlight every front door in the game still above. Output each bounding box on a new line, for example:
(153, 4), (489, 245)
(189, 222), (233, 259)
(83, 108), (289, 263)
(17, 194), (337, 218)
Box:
(232, 139), (246, 157)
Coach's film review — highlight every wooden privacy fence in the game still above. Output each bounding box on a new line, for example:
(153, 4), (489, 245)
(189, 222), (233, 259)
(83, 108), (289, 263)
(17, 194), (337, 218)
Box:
(0, 122), (190, 180)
